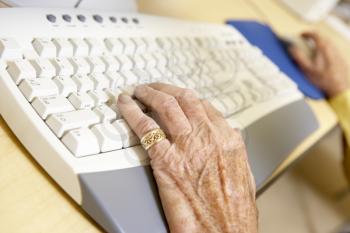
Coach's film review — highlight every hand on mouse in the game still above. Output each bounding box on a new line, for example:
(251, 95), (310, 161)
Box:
(117, 83), (258, 233)
(289, 31), (350, 98)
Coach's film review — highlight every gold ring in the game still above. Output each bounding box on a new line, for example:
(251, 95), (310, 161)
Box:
(140, 128), (166, 150)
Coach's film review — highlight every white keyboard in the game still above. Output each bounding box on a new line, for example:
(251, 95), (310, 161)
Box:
(0, 8), (309, 233)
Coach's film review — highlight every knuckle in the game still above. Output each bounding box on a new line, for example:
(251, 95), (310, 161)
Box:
(181, 88), (197, 98)
(136, 116), (157, 134)
(159, 95), (178, 109)
(177, 88), (197, 103)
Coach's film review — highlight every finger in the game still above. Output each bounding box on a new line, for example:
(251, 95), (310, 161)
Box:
(289, 46), (313, 72)
(314, 50), (326, 69)
(201, 99), (228, 129)
(117, 94), (171, 156)
(301, 31), (333, 62)
(134, 85), (192, 137)
(148, 83), (209, 124)
(301, 31), (325, 48)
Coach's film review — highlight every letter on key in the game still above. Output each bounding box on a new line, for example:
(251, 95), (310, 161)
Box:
(32, 95), (75, 119)
(46, 109), (100, 138)
(19, 79), (59, 102)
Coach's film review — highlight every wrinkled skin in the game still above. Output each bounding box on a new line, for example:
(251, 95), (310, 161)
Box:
(289, 31), (350, 97)
(117, 83), (258, 233)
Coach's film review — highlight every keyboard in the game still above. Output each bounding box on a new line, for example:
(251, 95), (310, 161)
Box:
(0, 8), (318, 233)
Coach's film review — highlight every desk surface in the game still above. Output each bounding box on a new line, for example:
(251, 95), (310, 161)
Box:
(0, 0), (346, 232)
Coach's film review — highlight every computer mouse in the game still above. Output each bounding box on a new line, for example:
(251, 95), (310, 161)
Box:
(279, 35), (316, 59)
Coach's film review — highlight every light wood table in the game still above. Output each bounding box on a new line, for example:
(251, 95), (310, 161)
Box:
(0, 0), (346, 232)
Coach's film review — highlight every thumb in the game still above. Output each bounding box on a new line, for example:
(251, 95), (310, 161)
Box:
(289, 46), (313, 73)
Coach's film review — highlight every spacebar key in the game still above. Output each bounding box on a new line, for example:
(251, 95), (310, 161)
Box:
(46, 109), (100, 138)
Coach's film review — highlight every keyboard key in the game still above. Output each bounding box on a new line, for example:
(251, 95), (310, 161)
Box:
(69, 38), (89, 56)
(143, 37), (158, 51)
(72, 74), (94, 92)
(229, 92), (246, 109)
(101, 55), (120, 72)
(106, 87), (122, 103)
(91, 122), (123, 152)
(85, 38), (104, 56)
(93, 104), (117, 122)
(105, 71), (125, 89)
(104, 38), (124, 54)
(132, 38), (146, 53)
(0, 38), (22, 60)
(19, 78), (59, 101)
(133, 68), (151, 84)
(52, 38), (74, 57)
(89, 73), (109, 90)
(209, 97), (227, 115)
(142, 53), (156, 68)
(86, 56), (106, 73)
(32, 95), (75, 119)
(156, 37), (172, 50)
(50, 57), (74, 76)
(179, 76), (196, 89)
(133, 54), (146, 69)
(32, 38), (56, 58)
(46, 109), (99, 137)
(171, 77), (186, 88)
(119, 38), (136, 55)
(53, 76), (77, 97)
(88, 90), (109, 105)
(69, 57), (90, 75)
(7, 59), (36, 84)
(120, 70), (138, 85)
(153, 52), (167, 68)
(116, 55), (133, 70)
(147, 68), (162, 81)
(105, 88), (122, 101)
(220, 95), (239, 116)
(62, 128), (100, 156)
(108, 103), (122, 119)
(120, 85), (136, 96)
(68, 92), (95, 109)
(30, 58), (56, 78)
(112, 119), (139, 148)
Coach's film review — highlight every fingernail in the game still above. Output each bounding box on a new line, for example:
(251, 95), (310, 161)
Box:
(118, 94), (132, 104)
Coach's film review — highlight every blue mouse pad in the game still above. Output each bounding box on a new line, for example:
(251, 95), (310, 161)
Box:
(226, 20), (324, 99)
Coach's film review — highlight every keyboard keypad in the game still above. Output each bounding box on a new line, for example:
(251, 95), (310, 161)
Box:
(2, 34), (298, 157)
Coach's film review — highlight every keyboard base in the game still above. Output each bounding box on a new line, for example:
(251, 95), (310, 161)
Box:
(80, 166), (168, 233)
(245, 98), (319, 190)
(79, 98), (318, 233)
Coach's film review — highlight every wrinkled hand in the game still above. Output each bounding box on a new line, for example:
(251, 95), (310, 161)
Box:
(117, 83), (258, 233)
(289, 31), (350, 97)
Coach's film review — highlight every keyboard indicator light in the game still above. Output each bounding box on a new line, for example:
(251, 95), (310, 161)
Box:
(93, 15), (103, 23)
(46, 14), (56, 23)
(62, 14), (72, 22)
(77, 15), (86, 22)
(109, 16), (117, 23)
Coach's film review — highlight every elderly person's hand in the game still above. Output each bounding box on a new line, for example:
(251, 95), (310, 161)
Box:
(289, 31), (350, 98)
(117, 83), (258, 233)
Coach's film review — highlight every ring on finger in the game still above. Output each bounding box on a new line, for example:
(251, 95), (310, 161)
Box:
(140, 128), (167, 150)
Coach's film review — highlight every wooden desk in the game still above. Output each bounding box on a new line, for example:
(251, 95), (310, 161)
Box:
(0, 0), (345, 232)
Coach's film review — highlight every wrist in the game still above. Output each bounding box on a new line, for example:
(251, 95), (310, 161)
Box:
(326, 86), (350, 99)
